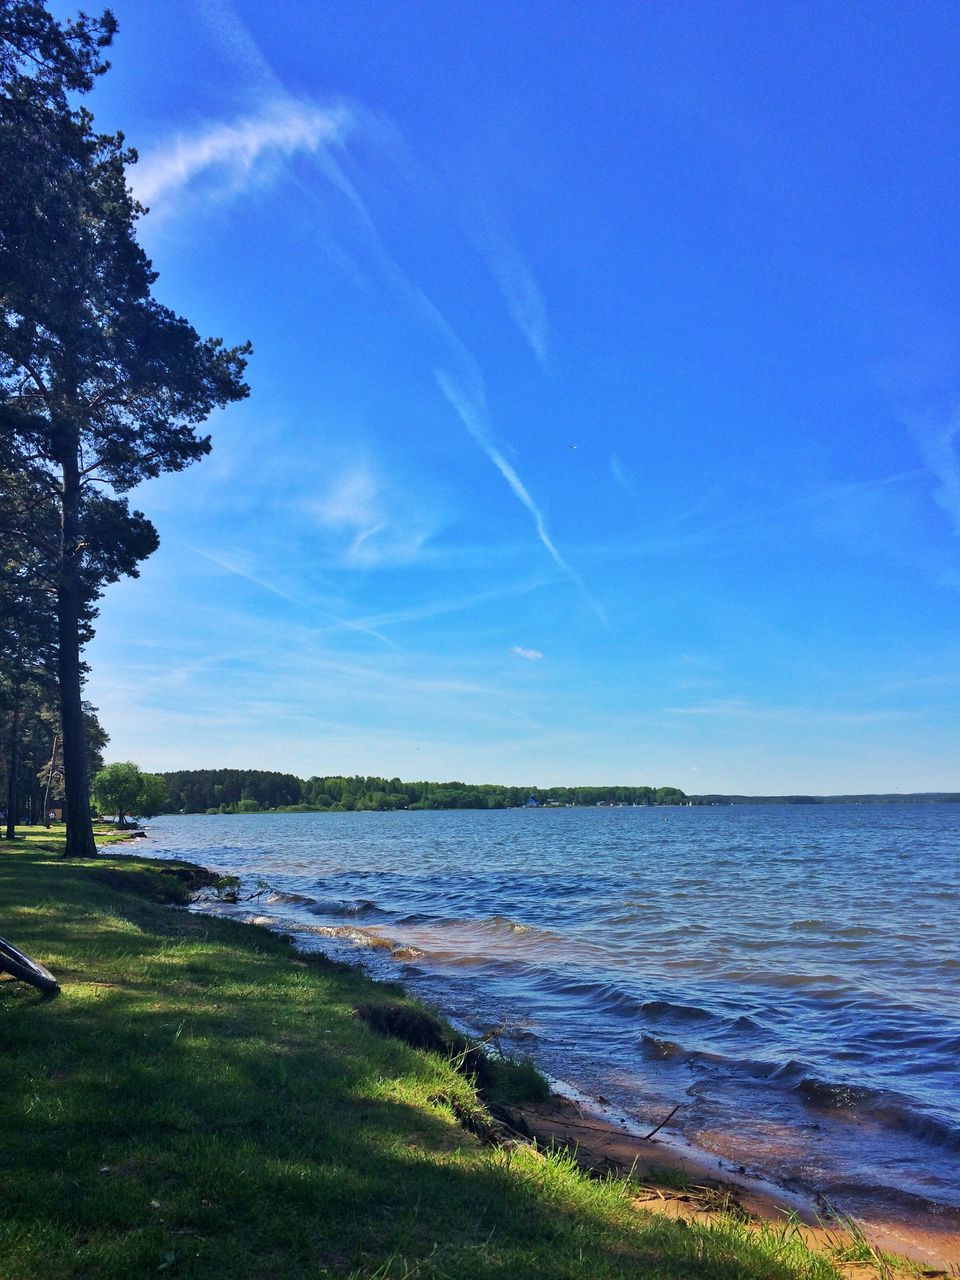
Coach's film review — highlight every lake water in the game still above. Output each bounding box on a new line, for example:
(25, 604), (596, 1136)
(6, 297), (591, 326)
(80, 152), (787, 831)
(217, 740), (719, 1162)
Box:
(143, 805), (960, 1221)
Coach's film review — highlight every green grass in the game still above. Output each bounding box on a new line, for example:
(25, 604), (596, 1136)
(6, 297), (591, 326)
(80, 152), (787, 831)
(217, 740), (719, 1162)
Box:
(7, 821), (138, 853)
(0, 838), (845, 1279)
(638, 1163), (695, 1192)
(818, 1213), (925, 1278)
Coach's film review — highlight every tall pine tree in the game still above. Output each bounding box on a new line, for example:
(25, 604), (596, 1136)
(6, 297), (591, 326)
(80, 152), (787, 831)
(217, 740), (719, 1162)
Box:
(0, 2), (250, 856)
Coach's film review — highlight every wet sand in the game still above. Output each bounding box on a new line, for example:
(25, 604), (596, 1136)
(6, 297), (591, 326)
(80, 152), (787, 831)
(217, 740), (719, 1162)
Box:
(240, 906), (960, 1270)
(501, 1092), (960, 1274)
(167, 861), (960, 1273)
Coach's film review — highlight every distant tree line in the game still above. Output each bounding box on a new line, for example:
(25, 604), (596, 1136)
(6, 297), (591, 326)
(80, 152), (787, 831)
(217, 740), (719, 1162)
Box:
(154, 777), (960, 814)
(696, 793), (960, 805)
(162, 770), (303, 815)
(158, 770), (690, 814)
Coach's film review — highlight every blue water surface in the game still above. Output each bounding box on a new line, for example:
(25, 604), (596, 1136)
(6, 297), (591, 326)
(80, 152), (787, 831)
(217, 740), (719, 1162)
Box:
(143, 804), (960, 1212)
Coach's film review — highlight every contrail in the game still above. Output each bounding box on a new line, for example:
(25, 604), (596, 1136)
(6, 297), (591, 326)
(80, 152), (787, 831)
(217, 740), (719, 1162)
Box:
(435, 370), (608, 627)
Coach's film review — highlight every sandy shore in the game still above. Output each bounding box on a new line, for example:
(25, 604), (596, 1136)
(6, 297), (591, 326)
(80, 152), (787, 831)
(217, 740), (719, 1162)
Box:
(257, 909), (960, 1271)
(164, 855), (960, 1275)
(496, 1091), (960, 1273)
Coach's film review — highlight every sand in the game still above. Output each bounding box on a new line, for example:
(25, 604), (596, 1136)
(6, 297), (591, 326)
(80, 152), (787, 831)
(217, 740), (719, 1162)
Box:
(497, 1093), (960, 1275)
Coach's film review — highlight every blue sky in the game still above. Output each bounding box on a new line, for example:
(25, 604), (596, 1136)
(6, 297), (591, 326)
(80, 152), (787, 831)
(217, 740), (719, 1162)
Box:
(75, 0), (960, 792)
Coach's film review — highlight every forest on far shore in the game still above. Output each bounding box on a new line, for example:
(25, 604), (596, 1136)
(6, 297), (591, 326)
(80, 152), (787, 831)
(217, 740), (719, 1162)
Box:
(158, 770), (690, 813)
(155, 770), (960, 815)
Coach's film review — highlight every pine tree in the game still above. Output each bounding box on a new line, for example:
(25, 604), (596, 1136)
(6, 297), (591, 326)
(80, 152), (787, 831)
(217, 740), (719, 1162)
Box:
(1, 2), (250, 856)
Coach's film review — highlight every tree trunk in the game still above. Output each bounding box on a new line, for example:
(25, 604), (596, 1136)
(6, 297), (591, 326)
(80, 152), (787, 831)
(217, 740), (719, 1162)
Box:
(58, 450), (97, 859)
(4, 684), (22, 840)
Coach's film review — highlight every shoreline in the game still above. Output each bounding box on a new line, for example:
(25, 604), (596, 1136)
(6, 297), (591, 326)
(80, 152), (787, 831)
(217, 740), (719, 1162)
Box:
(3, 827), (957, 1276)
(503, 1093), (960, 1271)
(148, 834), (960, 1272)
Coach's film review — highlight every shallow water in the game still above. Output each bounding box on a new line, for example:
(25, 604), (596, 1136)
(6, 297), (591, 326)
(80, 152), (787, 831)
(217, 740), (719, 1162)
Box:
(143, 805), (960, 1215)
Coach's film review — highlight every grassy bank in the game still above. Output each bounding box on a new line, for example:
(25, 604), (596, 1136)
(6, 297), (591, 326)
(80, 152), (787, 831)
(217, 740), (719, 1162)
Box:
(0, 838), (849, 1279)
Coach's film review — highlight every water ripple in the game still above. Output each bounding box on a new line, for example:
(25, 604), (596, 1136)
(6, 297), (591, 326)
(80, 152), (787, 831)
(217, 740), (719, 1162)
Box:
(147, 804), (960, 1211)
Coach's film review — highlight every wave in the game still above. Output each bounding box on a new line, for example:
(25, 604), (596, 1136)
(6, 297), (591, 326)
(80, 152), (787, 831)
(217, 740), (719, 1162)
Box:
(294, 922), (416, 956)
(475, 914), (541, 936)
(523, 976), (730, 1028)
(730, 1014), (762, 1032)
(715, 967), (857, 993)
(866, 1100), (960, 1153)
(307, 898), (385, 919)
(533, 975), (645, 1018)
(647, 1041), (960, 1156)
(855, 1026), (960, 1056)
(394, 913), (567, 948)
(792, 1075), (874, 1110)
(263, 891), (317, 907)
(640, 1034), (684, 1059)
(640, 998), (719, 1024)
(782, 1071), (960, 1153)
(472, 915), (573, 945)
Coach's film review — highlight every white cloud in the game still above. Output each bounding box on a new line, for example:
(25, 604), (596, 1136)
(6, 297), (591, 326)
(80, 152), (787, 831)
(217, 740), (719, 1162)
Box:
(193, 94), (606, 629)
(609, 454), (635, 495)
(347, 579), (550, 632)
(132, 99), (353, 209)
(195, 0), (281, 93)
(665, 698), (913, 725)
(436, 369), (561, 560)
(476, 223), (550, 366)
(511, 646), (543, 661)
(194, 544), (396, 646)
(146, 79), (603, 630)
(435, 369), (608, 626)
(309, 464), (433, 567)
(909, 413), (960, 537)
(196, 546), (302, 604)
(313, 467), (380, 530)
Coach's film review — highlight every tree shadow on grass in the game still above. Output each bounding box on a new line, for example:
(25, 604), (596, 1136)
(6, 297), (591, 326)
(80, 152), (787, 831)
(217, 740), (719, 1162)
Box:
(0, 852), (837, 1280)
